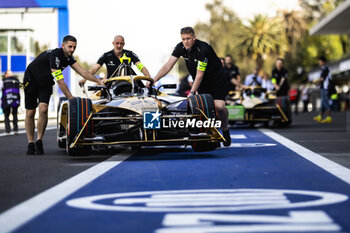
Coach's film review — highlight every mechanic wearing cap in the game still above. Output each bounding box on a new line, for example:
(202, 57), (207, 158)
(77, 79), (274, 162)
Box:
(151, 26), (231, 146)
(79, 35), (151, 86)
(24, 35), (103, 155)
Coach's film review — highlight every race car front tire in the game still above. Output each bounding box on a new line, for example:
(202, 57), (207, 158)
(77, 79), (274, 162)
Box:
(66, 97), (93, 156)
(57, 97), (68, 148)
(187, 94), (216, 128)
(187, 94), (217, 152)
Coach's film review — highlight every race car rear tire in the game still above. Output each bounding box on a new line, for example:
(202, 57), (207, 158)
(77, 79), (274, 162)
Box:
(191, 140), (218, 152)
(57, 97), (68, 148)
(187, 94), (217, 152)
(66, 97), (93, 156)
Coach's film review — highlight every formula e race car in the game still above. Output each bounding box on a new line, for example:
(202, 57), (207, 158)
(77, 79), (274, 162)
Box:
(225, 86), (291, 127)
(57, 60), (225, 156)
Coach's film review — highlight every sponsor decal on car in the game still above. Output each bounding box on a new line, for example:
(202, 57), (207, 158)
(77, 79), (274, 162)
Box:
(163, 118), (221, 129)
(144, 111), (221, 129)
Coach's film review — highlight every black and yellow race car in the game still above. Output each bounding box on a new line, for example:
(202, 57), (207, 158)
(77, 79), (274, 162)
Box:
(57, 60), (225, 156)
(226, 86), (291, 127)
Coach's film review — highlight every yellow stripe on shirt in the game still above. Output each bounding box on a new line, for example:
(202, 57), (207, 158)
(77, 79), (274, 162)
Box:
(52, 69), (64, 81)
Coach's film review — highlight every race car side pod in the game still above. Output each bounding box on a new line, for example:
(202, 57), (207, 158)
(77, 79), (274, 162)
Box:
(69, 112), (93, 149)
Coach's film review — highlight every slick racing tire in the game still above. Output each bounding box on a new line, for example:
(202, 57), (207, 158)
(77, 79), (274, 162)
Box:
(66, 97), (93, 156)
(187, 94), (217, 152)
(190, 138), (219, 152)
(57, 97), (68, 148)
(187, 94), (216, 129)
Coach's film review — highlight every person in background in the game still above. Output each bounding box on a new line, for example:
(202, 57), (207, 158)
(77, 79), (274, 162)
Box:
(313, 56), (332, 123)
(1, 70), (20, 134)
(271, 58), (292, 124)
(177, 74), (193, 97)
(261, 73), (274, 92)
(224, 55), (242, 92)
(289, 87), (300, 115)
(330, 93), (339, 112)
(244, 68), (262, 87)
(328, 76), (339, 112)
(271, 58), (289, 97)
(300, 83), (310, 113)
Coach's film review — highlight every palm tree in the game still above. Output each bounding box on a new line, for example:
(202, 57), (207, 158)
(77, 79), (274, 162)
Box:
(236, 14), (287, 70)
(279, 10), (307, 58)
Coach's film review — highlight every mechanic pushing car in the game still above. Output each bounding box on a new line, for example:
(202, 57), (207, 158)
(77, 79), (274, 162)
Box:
(150, 26), (231, 146)
(24, 35), (103, 155)
(79, 35), (151, 86)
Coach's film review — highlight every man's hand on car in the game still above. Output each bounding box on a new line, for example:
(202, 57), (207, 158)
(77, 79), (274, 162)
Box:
(79, 79), (86, 87)
(146, 81), (154, 88)
(99, 79), (105, 86)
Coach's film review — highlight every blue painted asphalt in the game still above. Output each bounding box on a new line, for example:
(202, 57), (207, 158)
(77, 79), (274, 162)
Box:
(10, 129), (350, 233)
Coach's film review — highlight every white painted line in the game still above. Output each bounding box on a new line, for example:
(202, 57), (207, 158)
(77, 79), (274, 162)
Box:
(0, 126), (56, 137)
(260, 129), (350, 185)
(0, 149), (133, 233)
(218, 143), (277, 149)
(231, 134), (246, 139)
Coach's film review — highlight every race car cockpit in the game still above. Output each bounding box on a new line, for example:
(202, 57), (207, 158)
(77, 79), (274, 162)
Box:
(111, 80), (133, 96)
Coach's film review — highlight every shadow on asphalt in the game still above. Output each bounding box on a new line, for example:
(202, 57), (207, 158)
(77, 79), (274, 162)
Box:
(229, 111), (348, 133)
(44, 146), (219, 162)
(130, 147), (218, 161)
(278, 111), (347, 133)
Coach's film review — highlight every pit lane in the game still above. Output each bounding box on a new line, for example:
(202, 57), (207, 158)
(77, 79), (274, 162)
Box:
(0, 111), (349, 233)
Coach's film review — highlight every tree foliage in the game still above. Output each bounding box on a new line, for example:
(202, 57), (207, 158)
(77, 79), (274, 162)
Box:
(279, 10), (307, 58)
(194, 0), (241, 57)
(236, 14), (287, 70)
(296, 0), (349, 82)
(193, 0), (349, 84)
(299, 0), (346, 23)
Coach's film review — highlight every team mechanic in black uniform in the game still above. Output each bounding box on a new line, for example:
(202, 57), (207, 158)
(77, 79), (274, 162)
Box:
(79, 35), (150, 86)
(151, 27), (231, 146)
(24, 35), (103, 155)
(271, 58), (289, 97)
(224, 55), (242, 92)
